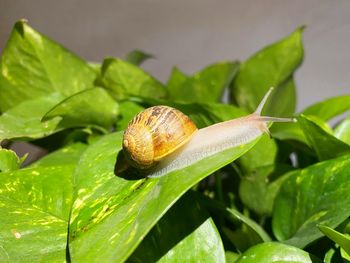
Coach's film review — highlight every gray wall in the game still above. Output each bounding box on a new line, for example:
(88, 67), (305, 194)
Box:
(1, 0), (350, 110)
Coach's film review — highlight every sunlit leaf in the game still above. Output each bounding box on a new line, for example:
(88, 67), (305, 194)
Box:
(0, 20), (96, 112)
(69, 131), (260, 262)
(30, 143), (87, 167)
(0, 165), (75, 262)
(334, 115), (350, 145)
(96, 58), (167, 100)
(273, 154), (350, 248)
(302, 94), (350, 121)
(236, 242), (321, 263)
(0, 94), (63, 142)
(318, 225), (350, 259)
(167, 62), (239, 103)
(231, 27), (304, 117)
(0, 148), (22, 172)
(43, 88), (119, 131)
(116, 101), (144, 130)
(298, 115), (350, 160)
(130, 96), (247, 128)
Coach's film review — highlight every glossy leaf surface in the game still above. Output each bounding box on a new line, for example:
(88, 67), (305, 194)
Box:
(302, 94), (350, 121)
(128, 192), (225, 263)
(0, 20), (96, 112)
(318, 225), (350, 258)
(69, 131), (260, 262)
(0, 94), (63, 142)
(298, 115), (350, 160)
(43, 88), (119, 131)
(30, 143), (87, 167)
(273, 154), (350, 248)
(236, 242), (321, 263)
(96, 58), (167, 100)
(0, 165), (74, 262)
(116, 101), (145, 130)
(231, 27), (304, 116)
(0, 149), (22, 172)
(335, 116), (350, 145)
(167, 62), (239, 103)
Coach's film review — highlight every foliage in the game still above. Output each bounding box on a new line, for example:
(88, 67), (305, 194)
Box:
(0, 20), (349, 262)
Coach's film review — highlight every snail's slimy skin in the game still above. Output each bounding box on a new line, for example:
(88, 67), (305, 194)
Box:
(117, 87), (294, 178)
(147, 88), (294, 178)
(148, 115), (265, 177)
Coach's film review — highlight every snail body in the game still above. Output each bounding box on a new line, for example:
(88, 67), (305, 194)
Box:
(118, 88), (294, 178)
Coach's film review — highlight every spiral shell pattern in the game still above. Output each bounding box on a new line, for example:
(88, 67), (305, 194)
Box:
(123, 106), (198, 169)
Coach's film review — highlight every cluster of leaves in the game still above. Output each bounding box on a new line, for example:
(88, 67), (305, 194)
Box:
(0, 20), (350, 262)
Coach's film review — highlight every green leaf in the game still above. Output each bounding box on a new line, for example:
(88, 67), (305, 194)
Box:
(271, 94), (350, 145)
(235, 242), (321, 263)
(125, 50), (154, 66)
(128, 192), (225, 263)
(270, 121), (308, 145)
(264, 77), (297, 117)
(272, 154), (350, 248)
(0, 148), (22, 172)
(116, 101), (144, 130)
(0, 94), (63, 142)
(167, 61), (239, 103)
(173, 102), (246, 128)
(334, 116), (350, 145)
(167, 67), (188, 91)
(131, 96), (247, 128)
(69, 131), (260, 262)
(195, 193), (271, 244)
(298, 115), (350, 160)
(43, 88), (119, 131)
(238, 136), (278, 173)
(231, 27), (304, 116)
(0, 165), (75, 262)
(302, 94), (350, 121)
(29, 143), (87, 167)
(324, 247), (343, 263)
(239, 164), (293, 216)
(231, 210), (270, 242)
(96, 58), (167, 100)
(0, 20), (96, 112)
(318, 225), (350, 258)
(225, 251), (240, 263)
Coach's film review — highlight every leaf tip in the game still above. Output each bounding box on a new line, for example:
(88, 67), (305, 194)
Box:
(14, 19), (28, 36)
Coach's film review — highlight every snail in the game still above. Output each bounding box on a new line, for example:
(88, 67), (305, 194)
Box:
(116, 87), (294, 178)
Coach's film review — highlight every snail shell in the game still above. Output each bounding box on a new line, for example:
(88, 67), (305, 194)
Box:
(122, 106), (198, 170)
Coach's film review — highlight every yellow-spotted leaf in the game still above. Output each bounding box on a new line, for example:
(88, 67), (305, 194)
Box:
(0, 20), (96, 112)
(69, 131), (260, 262)
(0, 148), (23, 173)
(0, 165), (75, 262)
(273, 154), (350, 248)
(0, 94), (63, 142)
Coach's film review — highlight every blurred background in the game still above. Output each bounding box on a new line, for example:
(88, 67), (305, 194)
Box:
(1, 0), (350, 110)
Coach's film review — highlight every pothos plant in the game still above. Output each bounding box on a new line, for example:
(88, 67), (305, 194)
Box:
(0, 20), (350, 263)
